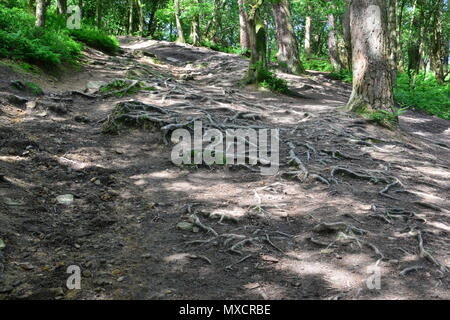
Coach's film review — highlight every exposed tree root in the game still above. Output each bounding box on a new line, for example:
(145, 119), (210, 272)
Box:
(287, 142), (308, 181)
(188, 214), (219, 237)
(400, 265), (425, 276)
(415, 230), (448, 273)
(313, 222), (367, 235)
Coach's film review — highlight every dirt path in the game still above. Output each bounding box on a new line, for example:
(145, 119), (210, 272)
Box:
(0, 39), (449, 300)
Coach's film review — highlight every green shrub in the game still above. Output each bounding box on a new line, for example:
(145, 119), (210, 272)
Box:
(303, 57), (334, 72)
(0, 4), (82, 67)
(68, 27), (119, 54)
(200, 40), (247, 55)
(394, 73), (450, 120)
(328, 70), (353, 83)
(254, 63), (289, 93)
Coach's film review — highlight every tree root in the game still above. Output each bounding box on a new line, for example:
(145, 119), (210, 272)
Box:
(313, 222), (367, 235)
(416, 230), (448, 273)
(287, 142), (308, 181)
(225, 254), (253, 270)
(189, 214), (219, 237)
(331, 166), (390, 184)
(229, 237), (260, 255)
(400, 265), (425, 276)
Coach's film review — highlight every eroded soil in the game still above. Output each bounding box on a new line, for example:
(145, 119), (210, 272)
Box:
(0, 38), (449, 300)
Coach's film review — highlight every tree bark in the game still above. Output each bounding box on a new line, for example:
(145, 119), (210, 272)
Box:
(342, 0), (352, 70)
(345, 0), (394, 113)
(387, 0), (398, 79)
(327, 12), (343, 72)
(97, 0), (103, 29)
(56, 0), (67, 15)
(128, 0), (134, 34)
(35, 0), (47, 27)
(304, 14), (312, 58)
(29, 0), (36, 14)
(174, 0), (186, 43)
(271, 0), (304, 74)
(238, 0), (250, 51)
(190, 0), (201, 45)
(137, 0), (145, 36)
(245, 0), (267, 84)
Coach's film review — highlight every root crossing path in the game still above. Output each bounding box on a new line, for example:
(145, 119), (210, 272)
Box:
(0, 38), (449, 300)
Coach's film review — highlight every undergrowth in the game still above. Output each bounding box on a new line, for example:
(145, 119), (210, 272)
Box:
(394, 73), (450, 120)
(0, 4), (118, 68)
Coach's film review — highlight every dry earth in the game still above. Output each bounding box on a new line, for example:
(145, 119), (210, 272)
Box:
(0, 37), (449, 300)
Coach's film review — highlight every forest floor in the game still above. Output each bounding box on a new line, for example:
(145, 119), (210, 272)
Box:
(0, 37), (449, 300)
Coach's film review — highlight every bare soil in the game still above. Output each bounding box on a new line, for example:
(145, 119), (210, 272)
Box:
(0, 38), (449, 300)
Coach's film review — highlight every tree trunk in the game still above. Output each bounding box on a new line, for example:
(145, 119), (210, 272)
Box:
(271, 0), (304, 74)
(406, 0), (423, 87)
(245, 0), (267, 84)
(35, 0), (47, 27)
(395, 0), (405, 71)
(238, 0), (250, 51)
(345, 0), (394, 113)
(56, 0), (67, 15)
(29, 0), (36, 14)
(429, 0), (445, 84)
(342, 0), (352, 70)
(128, 0), (134, 34)
(304, 14), (311, 58)
(327, 12), (343, 72)
(190, 0), (201, 45)
(174, 0), (185, 43)
(137, 0), (145, 36)
(387, 0), (398, 80)
(97, 0), (103, 29)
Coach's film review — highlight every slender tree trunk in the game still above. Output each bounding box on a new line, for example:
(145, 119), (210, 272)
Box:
(56, 0), (67, 15)
(137, 0), (145, 36)
(127, 0), (133, 34)
(327, 12), (343, 72)
(79, 0), (83, 19)
(342, 0), (352, 70)
(429, 0), (445, 84)
(407, 0), (422, 87)
(304, 14), (312, 58)
(97, 0), (103, 29)
(271, 0), (304, 74)
(190, 0), (201, 45)
(245, 0), (267, 84)
(395, 0), (405, 71)
(238, 0), (250, 51)
(35, 0), (47, 27)
(174, 0), (185, 43)
(387, 0), (398, 80)
(29, 0), (36, 14)
(345, 0), (394, 113)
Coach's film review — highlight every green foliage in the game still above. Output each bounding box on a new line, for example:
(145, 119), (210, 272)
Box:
(199, 40), (247, 55)
(11, 80), (44, 95)
(69, 27), (119, 55)
(254, 63), (289, 93)
(303, 57), (334, 72)
(328, 70), (352, 83)
(0, 4), (82, 67)
(394, 73), (450, 120)
(357, 107), (408, 129)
